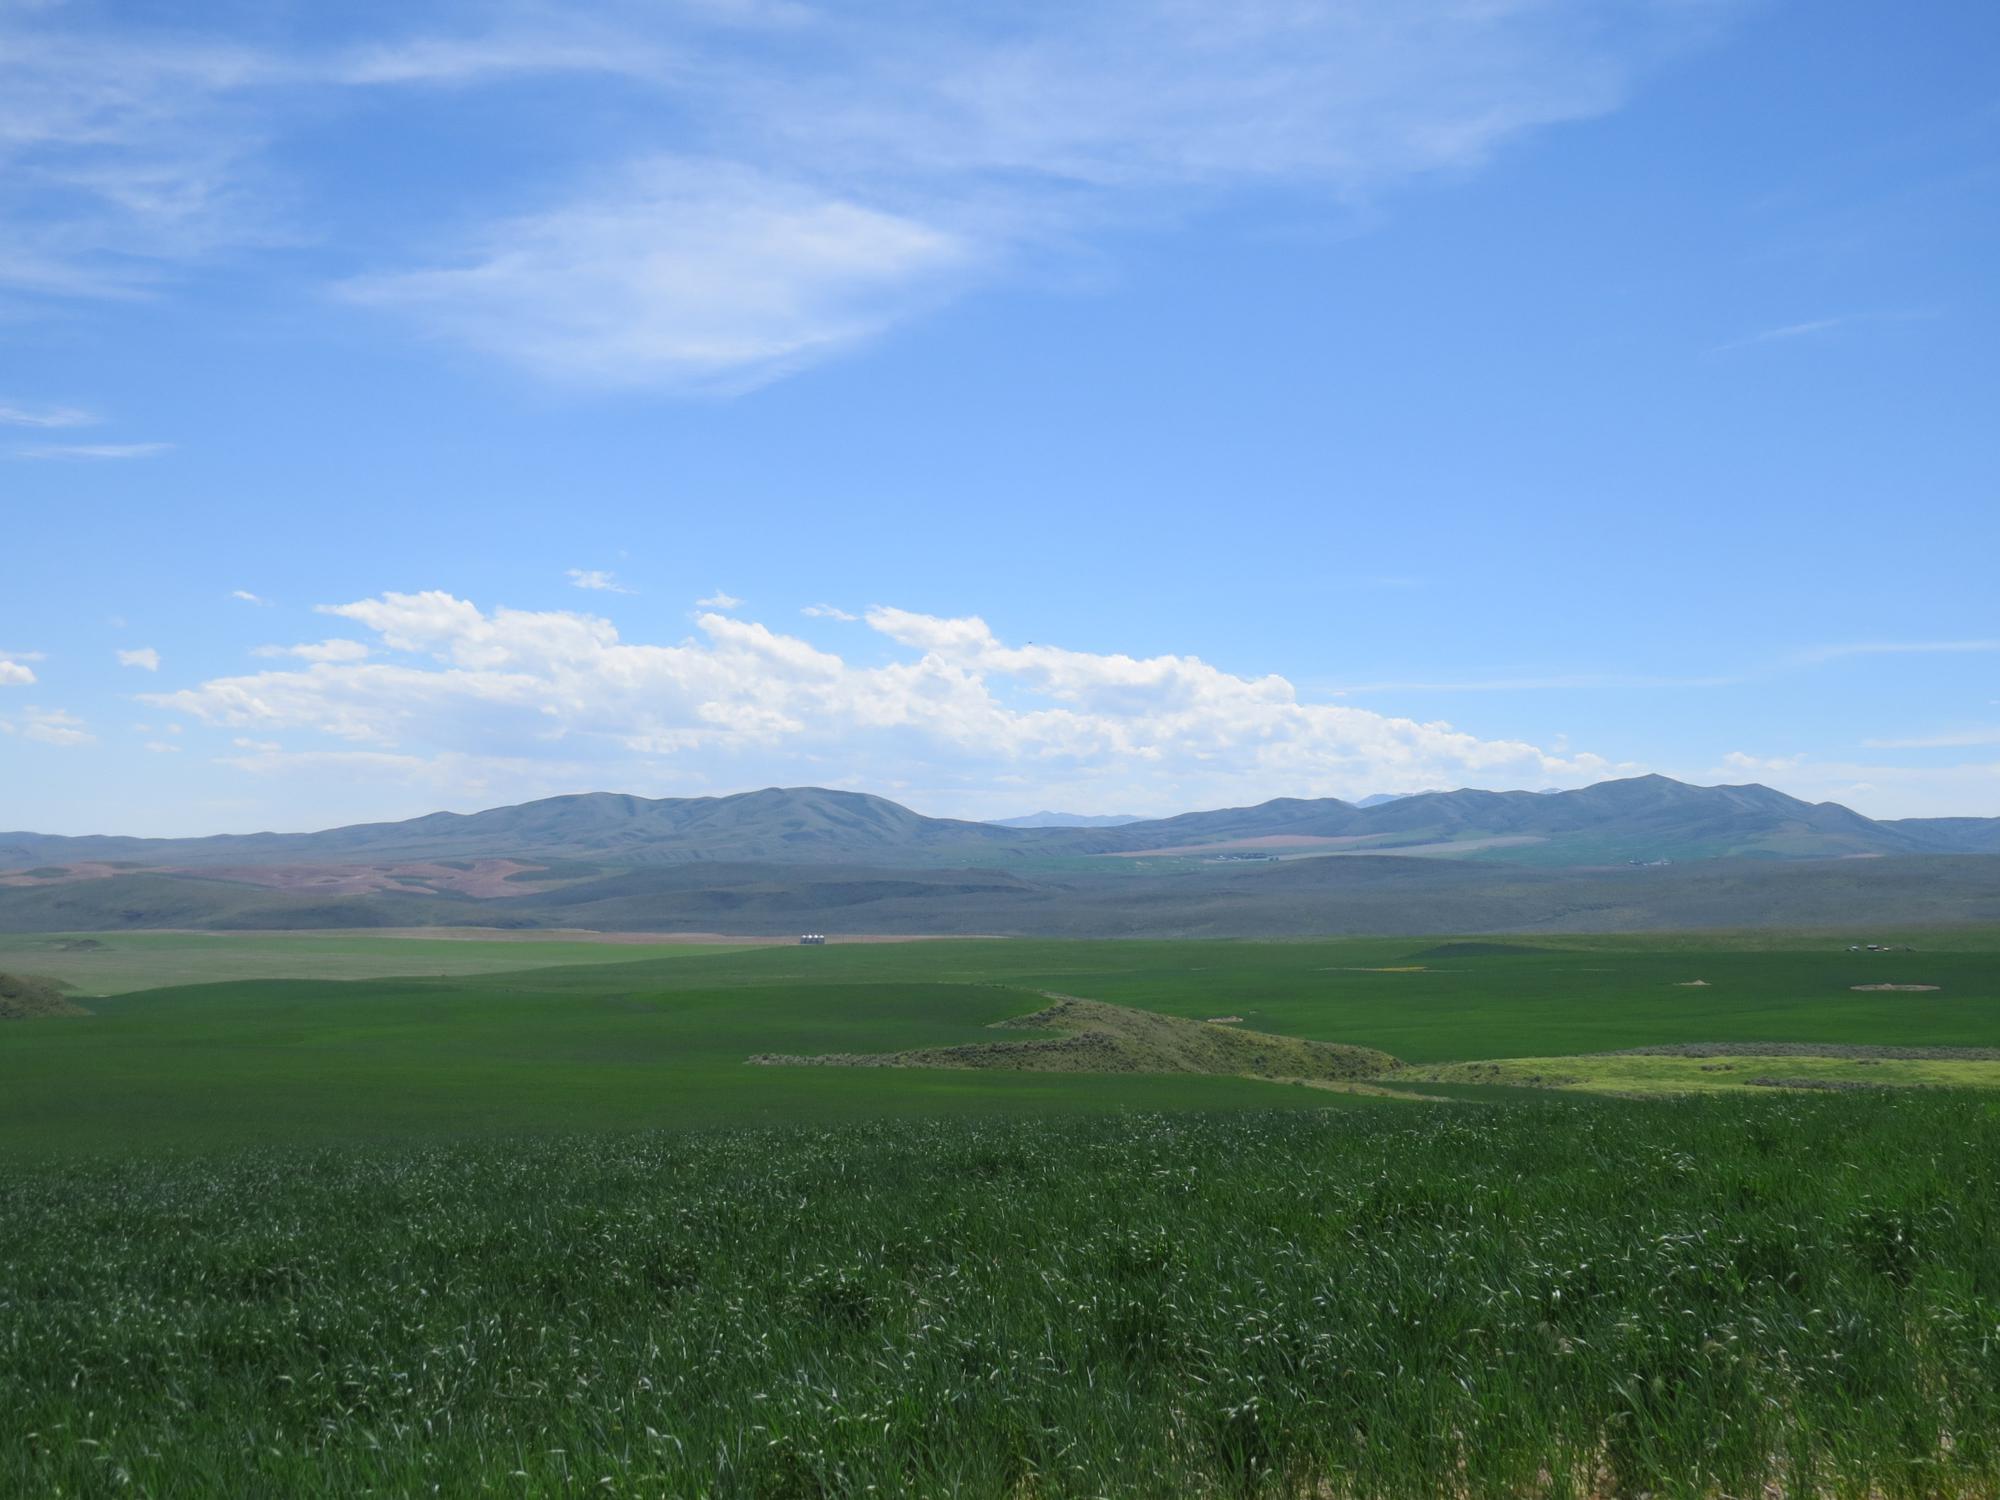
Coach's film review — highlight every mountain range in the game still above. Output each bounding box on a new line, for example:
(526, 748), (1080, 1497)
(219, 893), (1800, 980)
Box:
(3, 775), (1996, 937)
(7, 774), (1994, 871)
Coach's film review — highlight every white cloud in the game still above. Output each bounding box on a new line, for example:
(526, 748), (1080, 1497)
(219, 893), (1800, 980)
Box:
(1864, 728), (2000, 750)
(14, 442), (171, 460)
(143, 740), (180, 753)
(116, 646), (161, 671)
(567, 568), (634, 594)
(1801, 639), (2000, 663)
(330, 3), (1695, 387)
(1, 706), (95, 747)
(697, 589), (745, 609)
(145, 589), (1628, 814)
(1719, 750), (1805, 775)
(6, 2), (1728, 380)
(0, 401), (95, 428)
(801, 603), (857, 621)
(1713, 318), (1843, 353)
(253, 639), (372, 664)
(0, 659), (35, 687)
(331, 32), (673, 89)
(229, 589), (272, 605)
(340, 158), (972, 390)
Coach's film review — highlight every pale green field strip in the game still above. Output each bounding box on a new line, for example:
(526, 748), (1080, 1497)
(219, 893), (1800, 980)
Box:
(0, 930), (757, 995)
(1406, 1050), (2000, 1095)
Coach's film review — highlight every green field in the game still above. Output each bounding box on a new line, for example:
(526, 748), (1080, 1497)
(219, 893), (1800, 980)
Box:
(0, 929), (758, 996)
(5, 931), (1999, 1154)
(6, 929), (2000, 1494)
(7, 1096), (1999, 1497)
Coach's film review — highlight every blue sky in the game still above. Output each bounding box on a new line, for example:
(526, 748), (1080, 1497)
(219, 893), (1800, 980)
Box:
(3, 0), (1996, 835)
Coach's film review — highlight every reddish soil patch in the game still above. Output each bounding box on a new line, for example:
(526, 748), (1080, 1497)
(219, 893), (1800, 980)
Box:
(0, 862), (134, 887)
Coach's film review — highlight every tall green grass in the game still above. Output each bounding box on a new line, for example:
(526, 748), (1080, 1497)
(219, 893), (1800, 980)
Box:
(6, 1093), (1997, 1496)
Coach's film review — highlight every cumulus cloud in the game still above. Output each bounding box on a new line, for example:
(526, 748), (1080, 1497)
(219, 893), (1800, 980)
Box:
(253, 638), (371, 663)
(1718, 750), (1805, 776)
(697, 590), (744, 609)
(116, 646), (161, 671)
(801, 603), (858, 621)
(1, 706), (95, 747)
(144, 590), (1626, 813)
(0, 659), (35, 686)
(567, 568), (634, 593)
(229, 589), (272, 605)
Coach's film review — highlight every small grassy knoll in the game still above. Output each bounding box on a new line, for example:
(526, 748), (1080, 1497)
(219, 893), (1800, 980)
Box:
(0, 970), (85, 1019)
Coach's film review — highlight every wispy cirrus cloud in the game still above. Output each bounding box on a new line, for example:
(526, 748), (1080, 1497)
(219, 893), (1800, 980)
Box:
(1800, 639), (2000, 664)
(14, 442), (171, 461)
(0, 401), (95, 428)
(1712, 317), (1844, 353)
(340, 159), (974, 391)
(4, 2), (1739, 385)
(1335, 670), (1748, 694)
(802, 603), (857, 621)
(1863, 728), (2000, 750)
(142, 589), (1631, 816)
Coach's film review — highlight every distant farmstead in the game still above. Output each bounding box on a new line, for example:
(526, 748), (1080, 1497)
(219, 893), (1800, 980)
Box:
(799, 933), (827, 946)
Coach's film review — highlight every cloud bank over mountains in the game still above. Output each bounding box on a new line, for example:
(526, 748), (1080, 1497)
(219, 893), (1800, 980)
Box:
(142, 592), (1623, 815)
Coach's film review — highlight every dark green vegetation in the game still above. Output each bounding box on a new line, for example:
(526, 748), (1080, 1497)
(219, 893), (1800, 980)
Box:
(6, 1097), (1999, 1497)
(7, 932), (2000, 1495)
(0, 968), (84, 1019)
(5, 931), (1999, 1154)
(5, 777), (1999, 941)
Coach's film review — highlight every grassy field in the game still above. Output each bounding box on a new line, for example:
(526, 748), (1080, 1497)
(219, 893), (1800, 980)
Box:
(5, 930), (1999, 1153)
(6, 929), (2000, 1494)
(5, 1095), (1998, 1497)
(0, 929), (760, 996)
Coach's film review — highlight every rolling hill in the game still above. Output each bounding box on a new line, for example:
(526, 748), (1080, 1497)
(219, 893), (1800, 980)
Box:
(3, 776), (1997, 916)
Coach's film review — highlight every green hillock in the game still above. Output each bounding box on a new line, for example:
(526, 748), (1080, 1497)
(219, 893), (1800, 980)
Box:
(0, 970), (88, 1020)
(753, 994), (1397, 1081)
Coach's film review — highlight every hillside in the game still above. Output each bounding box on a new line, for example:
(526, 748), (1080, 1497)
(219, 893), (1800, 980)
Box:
(4, 775), (1997, 880)
(2, 852), (1995, 938)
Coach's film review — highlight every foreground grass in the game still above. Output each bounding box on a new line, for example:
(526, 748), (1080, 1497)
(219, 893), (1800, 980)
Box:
(5, 1094), (1998, 1497)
